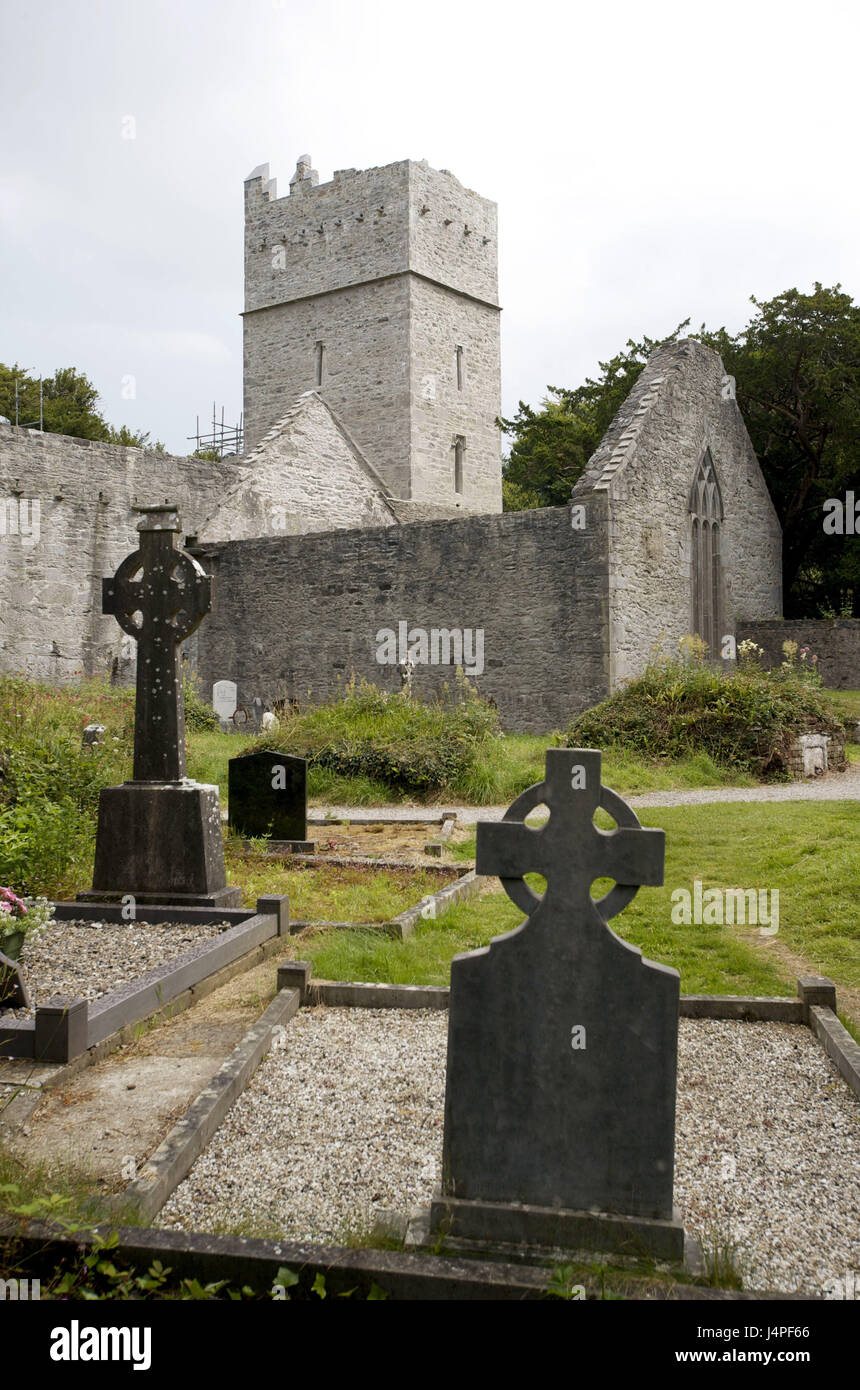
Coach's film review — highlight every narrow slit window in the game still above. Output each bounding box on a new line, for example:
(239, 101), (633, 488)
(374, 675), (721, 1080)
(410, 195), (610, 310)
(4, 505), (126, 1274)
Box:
(454, 435), (465, 494)
(456, 345), (464, 390)
(315, 342), (325, 387)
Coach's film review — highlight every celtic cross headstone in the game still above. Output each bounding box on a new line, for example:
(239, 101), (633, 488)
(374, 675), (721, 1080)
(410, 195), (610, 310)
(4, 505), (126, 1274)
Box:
(434, 748), (686, 1260)
(103, 505), (210, 781)
(81, 506), (240, 909)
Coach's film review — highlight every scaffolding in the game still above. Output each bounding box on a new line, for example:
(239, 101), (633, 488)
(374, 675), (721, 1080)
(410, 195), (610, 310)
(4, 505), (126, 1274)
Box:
(187, 403), (243, 459)
(9, 376), (43, 430)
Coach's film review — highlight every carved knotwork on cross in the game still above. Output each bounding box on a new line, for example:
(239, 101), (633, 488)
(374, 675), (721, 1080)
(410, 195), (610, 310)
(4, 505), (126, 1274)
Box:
(103, 505), (211, 782)
(476, 748), (665, 925)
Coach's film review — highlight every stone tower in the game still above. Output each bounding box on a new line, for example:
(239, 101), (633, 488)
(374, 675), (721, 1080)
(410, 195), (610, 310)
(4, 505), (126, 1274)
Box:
(242, 155), (502, 512)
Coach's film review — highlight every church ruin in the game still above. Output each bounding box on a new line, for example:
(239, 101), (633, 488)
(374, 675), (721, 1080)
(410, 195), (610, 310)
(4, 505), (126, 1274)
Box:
(0, 153), (802, 729)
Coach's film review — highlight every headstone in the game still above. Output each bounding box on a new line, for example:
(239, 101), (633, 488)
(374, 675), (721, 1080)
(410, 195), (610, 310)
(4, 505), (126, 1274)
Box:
(79, 505), (241, 908)
(212, 680), (238, 724)
(0, 950), (32, 1010)
(432, 748), (688, 1263)
(228, 751), (312, 850)
(261, 709), (280, 733)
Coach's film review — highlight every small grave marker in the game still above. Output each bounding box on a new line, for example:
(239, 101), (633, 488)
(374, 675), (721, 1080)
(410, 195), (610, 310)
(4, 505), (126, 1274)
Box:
(228, 750), (313, 851)
(212, 680), (238, 724)
(432, 748), (689, 1262)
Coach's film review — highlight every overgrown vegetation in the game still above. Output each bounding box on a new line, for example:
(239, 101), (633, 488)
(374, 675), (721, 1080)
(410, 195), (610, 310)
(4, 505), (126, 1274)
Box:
(565, 640), (846, 780)
(246, 674), (504, 801)
(0, 675), (133, 897)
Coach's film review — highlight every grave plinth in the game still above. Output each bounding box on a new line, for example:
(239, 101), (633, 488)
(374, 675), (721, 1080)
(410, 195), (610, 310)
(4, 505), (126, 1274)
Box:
(79, 506), (240, 910)
(432, 748), (692, 1265)
(227, 750), (313, 852)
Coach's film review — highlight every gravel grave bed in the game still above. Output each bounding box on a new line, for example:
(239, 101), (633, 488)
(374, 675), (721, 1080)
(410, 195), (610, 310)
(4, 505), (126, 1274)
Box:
(159, 1011), (860, 1295)
(0, 920), (230, 1021)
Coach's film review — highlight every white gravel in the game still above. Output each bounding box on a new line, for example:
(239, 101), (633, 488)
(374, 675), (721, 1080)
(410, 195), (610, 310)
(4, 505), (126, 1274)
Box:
(1, 920), (229, 1020)
(159, 1010), (859, 1294)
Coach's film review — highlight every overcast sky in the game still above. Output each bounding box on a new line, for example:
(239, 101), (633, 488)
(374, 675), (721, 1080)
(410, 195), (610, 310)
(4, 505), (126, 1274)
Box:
(1, 0), (857, 454)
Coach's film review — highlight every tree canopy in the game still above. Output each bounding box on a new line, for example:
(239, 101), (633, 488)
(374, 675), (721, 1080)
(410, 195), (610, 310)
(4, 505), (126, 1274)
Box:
(499, 286), (860, 617)
(0, 363), (163, 450)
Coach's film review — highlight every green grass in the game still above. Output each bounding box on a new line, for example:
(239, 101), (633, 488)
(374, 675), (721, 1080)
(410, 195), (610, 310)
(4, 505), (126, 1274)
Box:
(288, 803), (860, 1001)
(188, 727), (764, 809)
(223, 839), (448, 919)
(824, 688), (860, 724)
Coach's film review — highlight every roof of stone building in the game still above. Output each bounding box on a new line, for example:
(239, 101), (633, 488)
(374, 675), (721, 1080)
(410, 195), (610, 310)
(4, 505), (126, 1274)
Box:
(572, 338), (713, 498)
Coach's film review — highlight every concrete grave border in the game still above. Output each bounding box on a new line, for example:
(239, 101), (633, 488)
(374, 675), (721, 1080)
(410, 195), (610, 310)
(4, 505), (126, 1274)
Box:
(0, 896), (290, 1067)
(3, 970), (851, 1301)
(101, 968), (858, 1245)
(0, 1217), (815, 1301)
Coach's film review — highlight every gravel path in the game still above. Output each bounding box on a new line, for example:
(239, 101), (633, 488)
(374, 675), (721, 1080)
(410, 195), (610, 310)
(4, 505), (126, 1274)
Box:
(159, 1010), (859, 1295)
(1, 920), (228, 1020)
(313, 766), (860, 824)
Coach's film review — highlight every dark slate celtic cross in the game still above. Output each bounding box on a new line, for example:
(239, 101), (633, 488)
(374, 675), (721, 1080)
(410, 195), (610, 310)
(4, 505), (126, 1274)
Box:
(477, 747), (664, 924)
(103, 505), (211, 783)
(441, 747), (679, 1221)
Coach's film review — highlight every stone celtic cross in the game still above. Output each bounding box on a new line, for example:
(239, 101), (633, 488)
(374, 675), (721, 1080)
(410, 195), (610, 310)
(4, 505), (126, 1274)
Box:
(440, 747), (680, 1225)
(103, 505), (211, 782)
(477, 747), (665, 922)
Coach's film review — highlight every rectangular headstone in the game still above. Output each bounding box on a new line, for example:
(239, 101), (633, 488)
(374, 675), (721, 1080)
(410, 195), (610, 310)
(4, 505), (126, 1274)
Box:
(439, 748), (679, 1227)
(228, 750), (307, 842)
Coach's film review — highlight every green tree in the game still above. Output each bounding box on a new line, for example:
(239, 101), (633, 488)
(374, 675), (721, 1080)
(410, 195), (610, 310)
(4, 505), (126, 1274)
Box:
(700, 284), (860, 617)
(499, 323), (689, 508)
(500, 288), (860, 616)
(0, 363), (164, 450)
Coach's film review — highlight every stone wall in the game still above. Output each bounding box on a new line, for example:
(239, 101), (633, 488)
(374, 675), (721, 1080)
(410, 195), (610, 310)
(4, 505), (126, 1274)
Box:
(194, 503), (610, 733)
(242, 157), (501, 511)
(573, 339), (783, 686)
(736, 619), (860, 690)
(0, 406), (396, 683)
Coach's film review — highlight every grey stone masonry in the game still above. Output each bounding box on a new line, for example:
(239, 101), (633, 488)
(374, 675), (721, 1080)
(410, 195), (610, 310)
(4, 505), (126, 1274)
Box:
(0, 400), (396, 684)
(194, 502), (611, 732)
(737, 619), (860, 690)
(574, 339), (782, 684)
(242, 156), (502, 511)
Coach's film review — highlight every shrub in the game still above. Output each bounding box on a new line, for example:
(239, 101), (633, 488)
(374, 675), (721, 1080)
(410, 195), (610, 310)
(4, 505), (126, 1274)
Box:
(244, 674), (502, 799)
(565, 644), (845, 779)
(183, 666), (221, 732)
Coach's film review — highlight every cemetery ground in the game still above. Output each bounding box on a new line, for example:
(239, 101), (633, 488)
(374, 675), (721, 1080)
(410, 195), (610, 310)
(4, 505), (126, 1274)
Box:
(1, 674), (859, 1302)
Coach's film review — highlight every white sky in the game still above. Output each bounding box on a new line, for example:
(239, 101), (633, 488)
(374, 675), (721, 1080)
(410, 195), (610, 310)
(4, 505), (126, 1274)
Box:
(1, 0), (857, 454)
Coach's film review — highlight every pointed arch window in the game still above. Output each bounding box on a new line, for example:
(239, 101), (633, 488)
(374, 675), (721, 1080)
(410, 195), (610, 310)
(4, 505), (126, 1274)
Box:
(689, 449), (724, 652)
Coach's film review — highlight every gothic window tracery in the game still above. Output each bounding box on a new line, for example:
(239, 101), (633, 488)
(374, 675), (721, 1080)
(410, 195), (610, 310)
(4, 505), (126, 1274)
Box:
(689, 449), (724, 652)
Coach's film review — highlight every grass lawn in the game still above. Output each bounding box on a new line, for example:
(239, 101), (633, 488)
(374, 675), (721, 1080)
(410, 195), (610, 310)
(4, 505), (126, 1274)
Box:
(823, 688), (860, 722)
(285, 803), (860, 1021)
(223, 839), (445, 920)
